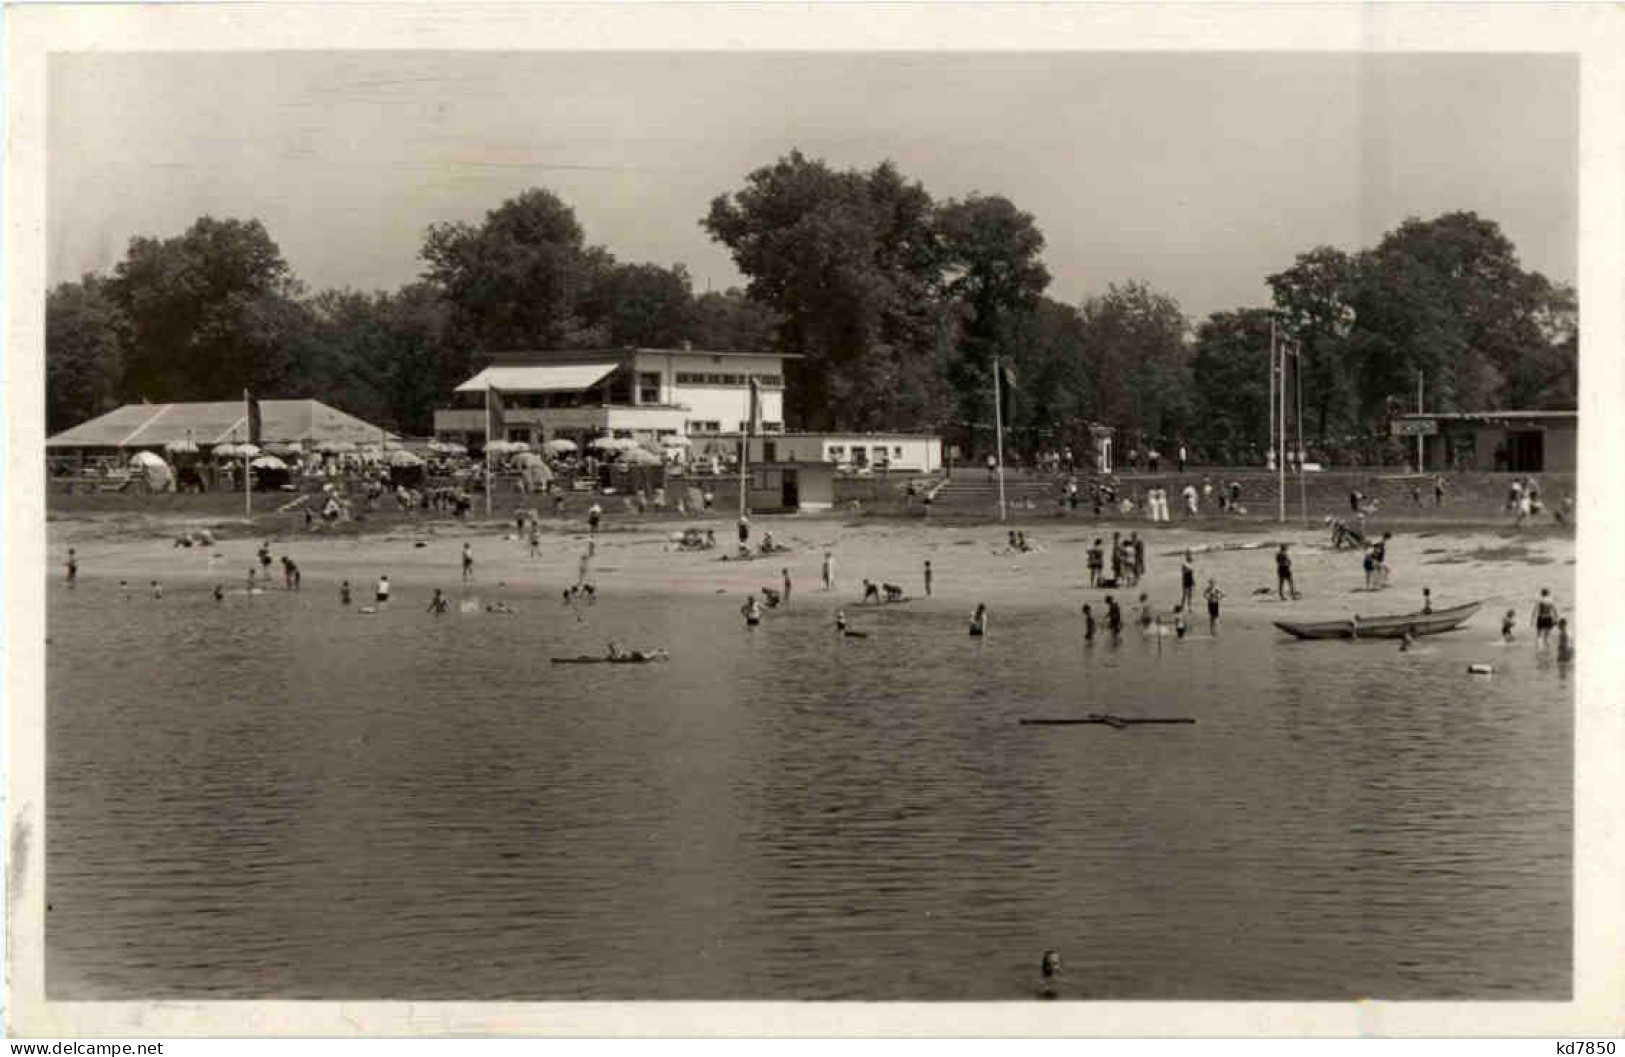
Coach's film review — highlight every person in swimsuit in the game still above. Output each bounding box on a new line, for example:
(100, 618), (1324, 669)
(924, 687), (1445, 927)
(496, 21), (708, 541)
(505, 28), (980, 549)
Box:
(782, 568), (793, 607)
(969, 603), (988, 637)
(822, 551), (835, 590)
(1400, 625), (1416, 652)
(1180, 550), (1196, 611)
(376, 575), (391, 605)
(151, 580), (163, 599)
(212, 583), (225, 602)
(341, 580), (352, 606)
(1421, 588), (1433, 614)
(737, 515), (751, 548)
(1132, 533), (1146, 585)
(1137, 593), (1154, 630)
(1203, 578), (1224, 635)
(529, 525), (542, 559)
(1173, 605), (1188, 639)
(65, 547), (77, 587)
(1276, 545), (1297, 601)
(1105, 595), (1123, 640)
(1556, 618), (1574, 663)
(1531, 588), (1558, 649)
(1081, 602), (1096, 641)
(258, 543), (273, 576)
(741, 595), (763, 626)
(1087, 540), (1103, 587)
(835, 609), (848, 632)
(461, 543), (475, 583)
(428, 588), (448, 615)
(1501, 609), (1516, 642)
(588, 503), (603, 534)
(923, 559), (933, 598)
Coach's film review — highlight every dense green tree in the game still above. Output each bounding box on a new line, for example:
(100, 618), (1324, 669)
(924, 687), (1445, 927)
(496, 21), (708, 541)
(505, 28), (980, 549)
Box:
(936, 194), (1052, 444)
(421, 188), (614, 353)
(586, 262), (696, 348)
(46, 275), (126, 432)
(702, 151), (943, 429)
(109, 216), (303, 401)
(1076, 281), (1193, 450)
(1190, 308), (1275, 464)
(1266, 246), (1358, 442)
(688, 288), (783, 352)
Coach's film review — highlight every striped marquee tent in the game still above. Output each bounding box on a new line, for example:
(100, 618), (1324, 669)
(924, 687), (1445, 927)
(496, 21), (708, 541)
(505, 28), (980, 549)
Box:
(47, 399), (397, 454)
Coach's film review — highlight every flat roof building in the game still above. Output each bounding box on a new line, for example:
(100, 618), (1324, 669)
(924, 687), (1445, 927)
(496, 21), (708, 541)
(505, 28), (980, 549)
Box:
(434, 346), (793, 448)
(1390, 410), (1576, 473)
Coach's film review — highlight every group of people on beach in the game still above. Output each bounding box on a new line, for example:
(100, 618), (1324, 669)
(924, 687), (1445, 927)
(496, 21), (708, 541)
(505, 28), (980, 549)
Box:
(1085, 532), (1146, 589)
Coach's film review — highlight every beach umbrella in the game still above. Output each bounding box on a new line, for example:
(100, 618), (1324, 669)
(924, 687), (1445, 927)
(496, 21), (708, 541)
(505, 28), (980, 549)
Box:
(543, 438), (578, 454)
(250, 454), (288, 470)
(215, 442), (261, 459)
(620, 447), (662, 467)
(264, 441), (303, 456)
(590, 436), (633, 452)
(660, 435), (692, 448)
(320, 439), (358, 454)
(513, 452), (547, 468)
(386, 449), (424, 468)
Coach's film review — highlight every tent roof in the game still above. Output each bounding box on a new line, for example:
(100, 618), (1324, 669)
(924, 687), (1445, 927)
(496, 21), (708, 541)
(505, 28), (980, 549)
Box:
(47, 400), (396, 450)
(455, 363), (619, 394)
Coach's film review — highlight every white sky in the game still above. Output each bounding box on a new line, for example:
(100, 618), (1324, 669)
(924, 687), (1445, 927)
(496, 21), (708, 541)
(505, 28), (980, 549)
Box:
(48, 51), (1576, 320)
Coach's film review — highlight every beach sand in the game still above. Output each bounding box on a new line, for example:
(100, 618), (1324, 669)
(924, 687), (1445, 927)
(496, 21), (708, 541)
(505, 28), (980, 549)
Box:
(47, 510), (1576, 630)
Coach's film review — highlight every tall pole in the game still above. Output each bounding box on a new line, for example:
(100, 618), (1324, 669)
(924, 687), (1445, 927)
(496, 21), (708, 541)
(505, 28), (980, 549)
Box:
(1267, 318), (1276, 472)
(738, 432), (748, 518)
(1416, 370), (1425, 473)
(1296, 343), (1308, 525)
(1274, 323), (1285, 523)
(242, 393), (252, 519)
(484, 385), (493, 519)
(993, 354), (1007, 522)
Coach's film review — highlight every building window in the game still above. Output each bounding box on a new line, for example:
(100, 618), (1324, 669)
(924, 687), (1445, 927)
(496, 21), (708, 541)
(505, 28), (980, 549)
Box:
(894, 446), (903, 457)
(761, 421), (783, 434)
(829, 445), (845, 459)
(755, 374), (783, 388)
(690, 420), (721, 434)
(763, 442), (777, 463)
(676, 372), (702, 385)
(638, 372), (662, 404)
(508, 428), (530, 443)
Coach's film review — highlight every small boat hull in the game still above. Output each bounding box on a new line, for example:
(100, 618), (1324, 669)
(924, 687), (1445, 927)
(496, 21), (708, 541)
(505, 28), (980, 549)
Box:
(1274, 601), (1481, 641)
(551, 655), (667, 665)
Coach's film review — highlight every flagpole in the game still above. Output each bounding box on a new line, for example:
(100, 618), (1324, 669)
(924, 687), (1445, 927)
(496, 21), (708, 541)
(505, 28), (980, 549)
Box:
(1267, 318), (1276, 473)
(1273, 325), (1285, 524)
(1296, 343), (1308, 525)
(243, 391), (252, 519)
(484, 385), (490, 520)
(993, 354), (1007, 523)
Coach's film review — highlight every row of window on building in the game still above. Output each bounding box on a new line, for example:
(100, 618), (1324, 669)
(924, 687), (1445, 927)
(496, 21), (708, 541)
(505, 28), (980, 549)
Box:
(672, 372), (783, 388)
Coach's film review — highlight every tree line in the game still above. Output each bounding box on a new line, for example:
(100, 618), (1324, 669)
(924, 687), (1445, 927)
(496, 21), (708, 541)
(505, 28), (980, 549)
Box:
(48, 152), (1576, 466)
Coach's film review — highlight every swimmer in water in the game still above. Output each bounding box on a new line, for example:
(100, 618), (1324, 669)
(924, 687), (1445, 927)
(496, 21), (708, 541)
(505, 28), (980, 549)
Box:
(1203, 579), (1224, 635)
(1173, 605), (1188, 639)
(741, 595), (763, 626)
(1501, 609), (1516, 642)
(835, 609), (848, 632)
(65, 547), (77, 588)
(1137, 593), (1154, 630)
(341, 580), (352, 606)
(212, 583), (224, 602)
(1531, 588), (1558, 649)
(969, 603), (988, 637)
(1105, 595), (1123, 640)
(1399, 625), (1417, 652)
(427, 588), (448, 615)
(1556, 618), (1574, 663)
(1039, 950), (1061, 1000)
(1081, 602), (1096, 642)
(1421, 587), (1433, 615)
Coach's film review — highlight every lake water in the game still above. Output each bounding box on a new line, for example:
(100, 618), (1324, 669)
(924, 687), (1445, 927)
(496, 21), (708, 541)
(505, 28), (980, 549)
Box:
(47, 577), (1571, 1000)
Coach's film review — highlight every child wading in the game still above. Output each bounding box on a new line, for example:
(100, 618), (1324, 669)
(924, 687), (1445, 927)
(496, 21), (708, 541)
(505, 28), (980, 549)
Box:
(1081, 603), (1096, 642)
(968, 603), (989, 637)
(923, 559), (933, 597)
(1531, 588), (1559, 649)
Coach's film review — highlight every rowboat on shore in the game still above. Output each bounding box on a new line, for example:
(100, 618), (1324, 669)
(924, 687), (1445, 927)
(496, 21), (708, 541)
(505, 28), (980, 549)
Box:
(1273, 600), (1481, 641)
(551, 653), (668, 665)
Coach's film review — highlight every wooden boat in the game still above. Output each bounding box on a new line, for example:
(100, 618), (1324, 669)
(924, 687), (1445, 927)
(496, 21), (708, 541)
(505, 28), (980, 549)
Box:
(551, 653), (668, 665)
(1273, 600), (1480, 641)
(1021, 714), (1195, 728)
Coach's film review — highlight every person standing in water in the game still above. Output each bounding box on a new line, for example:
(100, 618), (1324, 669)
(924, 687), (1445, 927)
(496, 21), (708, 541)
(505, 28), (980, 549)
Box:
(212, 583), (224, 603)
(835, 609), (848, 633)
(1087, 539), (1103, 587)
(1105, 595), (1123, 640)
(1081, 602), (1097, 642)
(1179, 550), (1196, 611)
(1399, 625), (1416, 652)
(822, 550), (835, 591)
(1531, 588), (1559, 649)
(428, 588), (448, 615)
(1501, 609), (1516, 641)
(1203, 578), (1224, 635)
(340, 580), (352, 605)
(1556, 618), (1574, 663)
(923, 559), (933, 598)
(1132, 532), (1146, 586)
(742, 594), (763, 627)
(529, 523), (542, 559)
(1137, 593), (1154, 631)
(587, 502), (603, 534)
(375, 575), (391, 605)
(1421, 587), (1433, 614)
(782, 568), (793, 607)
(1173, 605), (1188, 639)
(461, 543), (475, 583)
(968, 603), (988, 637)
(737, 514), (751, 550)
(65, 547), (78, 588)
(151, 580), (163, 599)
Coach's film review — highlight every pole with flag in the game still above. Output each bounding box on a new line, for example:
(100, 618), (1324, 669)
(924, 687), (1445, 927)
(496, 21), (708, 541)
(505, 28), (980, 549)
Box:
(992, 355), (1008, 522)
(244, 388), (261, 519)
(485, 383), (505, 519)
(740, 376), (761, 517)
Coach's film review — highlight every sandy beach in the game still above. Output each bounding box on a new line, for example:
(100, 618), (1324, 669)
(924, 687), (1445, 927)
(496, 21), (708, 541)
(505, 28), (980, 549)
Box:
(47, 508), (1577, 631)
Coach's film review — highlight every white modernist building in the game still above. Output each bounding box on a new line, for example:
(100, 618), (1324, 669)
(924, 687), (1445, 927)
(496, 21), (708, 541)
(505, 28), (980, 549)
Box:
(720, 432), (943, 473)
(433, 347), (789, 448)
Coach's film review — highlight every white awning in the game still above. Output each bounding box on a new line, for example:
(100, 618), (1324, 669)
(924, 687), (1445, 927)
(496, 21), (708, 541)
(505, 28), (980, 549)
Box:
(455, 364), (619, 394)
